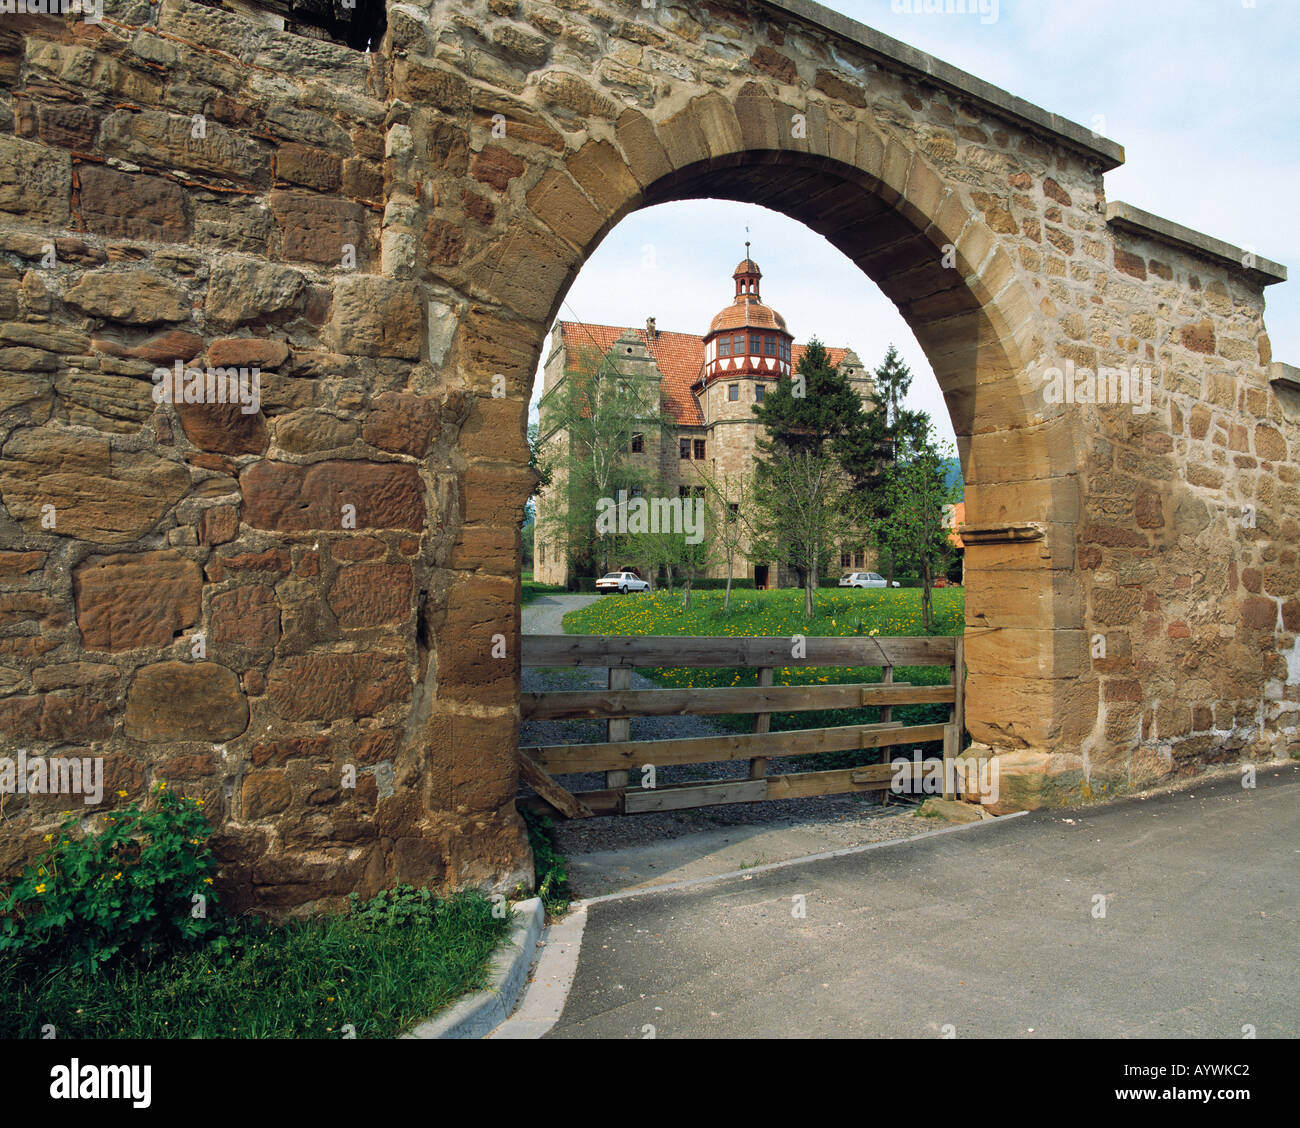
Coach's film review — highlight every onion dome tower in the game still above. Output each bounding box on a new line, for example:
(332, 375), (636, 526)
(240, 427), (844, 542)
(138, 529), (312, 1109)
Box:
(701, 243), (794, 385)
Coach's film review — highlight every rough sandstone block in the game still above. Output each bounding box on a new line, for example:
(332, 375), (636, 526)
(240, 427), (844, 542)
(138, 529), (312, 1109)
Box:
(64, 270), (191, 325)
(79, 165), (189, 243)
(240, 459), (425, 531)
(74, 550), (202, 652)
(326, 275), (421, 359)
(0, 428), (190, 543)
(266, 652), (410, 722)
(124, 661), (249, 742)
(0, 136), (71, 225)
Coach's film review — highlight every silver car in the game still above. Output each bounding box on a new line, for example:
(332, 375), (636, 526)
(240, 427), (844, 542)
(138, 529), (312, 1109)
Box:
(840, 572), (900, 589)
(595, 571), (650, 594)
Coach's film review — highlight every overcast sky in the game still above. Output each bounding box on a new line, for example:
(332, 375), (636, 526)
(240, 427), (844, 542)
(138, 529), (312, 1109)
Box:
(529, 0), (1297, 452)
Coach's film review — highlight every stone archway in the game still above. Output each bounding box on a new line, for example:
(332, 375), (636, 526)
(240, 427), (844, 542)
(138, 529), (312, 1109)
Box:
(439, 3), (1289, 834)
(454, 100), (1091, 817)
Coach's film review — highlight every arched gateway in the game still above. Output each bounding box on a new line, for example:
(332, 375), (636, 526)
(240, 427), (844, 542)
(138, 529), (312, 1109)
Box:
(0, 0), (1290, 910)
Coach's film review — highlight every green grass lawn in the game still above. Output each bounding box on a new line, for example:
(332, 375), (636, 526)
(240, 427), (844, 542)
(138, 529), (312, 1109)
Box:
(562, 587), (964, 769)
(521, 576), (566, 605)
(0, 888), (511, 1039)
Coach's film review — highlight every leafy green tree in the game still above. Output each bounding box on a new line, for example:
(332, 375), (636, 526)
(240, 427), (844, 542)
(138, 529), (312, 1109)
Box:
(750, 448), (860, 620)
(693, 465), (756, 614)
(877, 418), (959, 632)
(836, 344), (930, 585)
(535, 345), (671, 582)
(750, 339), (874, 617)
(753, 338), (867, 456)
(874, 343), (914, 432)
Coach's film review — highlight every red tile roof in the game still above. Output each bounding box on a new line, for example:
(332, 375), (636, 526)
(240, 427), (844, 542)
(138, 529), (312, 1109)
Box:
(557, 321), (851, 427)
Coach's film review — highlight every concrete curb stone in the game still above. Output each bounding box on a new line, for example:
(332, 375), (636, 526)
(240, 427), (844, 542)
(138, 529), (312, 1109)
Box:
(402, 897), (545, 1040)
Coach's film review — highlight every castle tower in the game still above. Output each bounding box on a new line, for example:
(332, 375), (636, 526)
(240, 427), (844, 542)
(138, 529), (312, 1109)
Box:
(701, 244), (794, 391)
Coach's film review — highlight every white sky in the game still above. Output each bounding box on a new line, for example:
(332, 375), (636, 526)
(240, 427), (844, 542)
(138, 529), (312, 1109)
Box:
(529, 0), (1298, 453)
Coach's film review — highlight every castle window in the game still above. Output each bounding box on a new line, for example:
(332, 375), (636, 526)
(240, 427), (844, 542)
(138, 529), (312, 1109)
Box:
(781, 340), (791, 362)
(854, 551), (865, 569)
(694, 439), (706, 459)
(765, 336), (776, 356)
(631, 433), (644, 453)
(841, 552), (851, 568)
(749, 334), (761, 354)
(718, 337), (731, 357)
(734, 334), (745, 354)
(680, 438), (691, 460)
(755, 384), (766, 403)
(728, 384), (739, 402)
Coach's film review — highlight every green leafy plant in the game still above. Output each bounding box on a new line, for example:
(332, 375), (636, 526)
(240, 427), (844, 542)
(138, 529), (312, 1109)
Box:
(0, 782), (224, 973)
(346, 884), (441, 931)
(522, 809), (570, 916)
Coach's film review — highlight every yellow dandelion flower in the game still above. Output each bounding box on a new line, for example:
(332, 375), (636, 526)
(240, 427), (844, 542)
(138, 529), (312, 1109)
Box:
(117, 790), (127, 798)
(34, 883), (46, 894)
(43, 834), (52, 842)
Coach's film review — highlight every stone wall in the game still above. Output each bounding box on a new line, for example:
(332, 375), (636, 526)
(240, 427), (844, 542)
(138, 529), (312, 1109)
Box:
(0, 0), (1293, 906)
(0, 0), (532, 912)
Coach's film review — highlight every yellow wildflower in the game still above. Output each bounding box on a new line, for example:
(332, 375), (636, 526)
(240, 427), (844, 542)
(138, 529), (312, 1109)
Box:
(117, 790), (127, 798)
(113, 872), (122, 881)
(34, 883), (46, 894)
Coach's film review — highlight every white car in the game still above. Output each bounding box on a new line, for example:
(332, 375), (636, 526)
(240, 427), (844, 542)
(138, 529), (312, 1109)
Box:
(840, 572), (900, 589)
(596, 571), (650, 594)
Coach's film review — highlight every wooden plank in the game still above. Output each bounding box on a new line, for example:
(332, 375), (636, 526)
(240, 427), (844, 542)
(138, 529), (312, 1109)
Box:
(522, 634), (957, 669)
(942, 724), (958, 801)
(524, 722), (949, 774)
(749, 667), (774, 781)
(625, 779), (768, 813)
(766, 761), (932, 800)
(521, 682), (954, 720)
(606, 666), (631, 791)
(517, 789), (621, 817)
(514, 750), (596, 819)
(519, 762), (938, 816)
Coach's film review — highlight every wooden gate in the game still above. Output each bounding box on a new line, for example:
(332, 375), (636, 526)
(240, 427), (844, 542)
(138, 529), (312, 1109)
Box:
(518, 634), (965, 818)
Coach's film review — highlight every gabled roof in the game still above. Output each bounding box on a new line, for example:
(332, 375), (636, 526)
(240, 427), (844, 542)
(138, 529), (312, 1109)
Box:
(557, 321), (852, 427)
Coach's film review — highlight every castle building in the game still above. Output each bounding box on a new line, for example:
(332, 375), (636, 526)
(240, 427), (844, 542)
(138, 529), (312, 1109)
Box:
(533, 251), (877, 588)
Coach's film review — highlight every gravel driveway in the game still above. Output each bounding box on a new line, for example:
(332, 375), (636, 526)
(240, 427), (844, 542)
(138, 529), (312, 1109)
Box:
(518, 594), (924, 877)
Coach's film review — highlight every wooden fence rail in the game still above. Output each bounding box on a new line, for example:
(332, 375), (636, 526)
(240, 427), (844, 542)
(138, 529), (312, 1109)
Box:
(518, 634), (965, 818)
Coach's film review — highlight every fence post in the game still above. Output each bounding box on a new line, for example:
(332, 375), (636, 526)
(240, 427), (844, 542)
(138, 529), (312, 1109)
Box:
(607, 665), (631, 792)
(944, 639), (965, 801)
(748, 667), (774, 780)
(879, 663), (894, 807)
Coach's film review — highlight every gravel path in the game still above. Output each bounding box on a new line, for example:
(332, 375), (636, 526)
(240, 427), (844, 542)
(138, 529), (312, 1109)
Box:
(518, 594), (927, 874)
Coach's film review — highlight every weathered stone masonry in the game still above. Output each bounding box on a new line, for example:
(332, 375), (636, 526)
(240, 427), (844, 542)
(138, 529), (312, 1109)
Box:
(0, 0), (1292, 907)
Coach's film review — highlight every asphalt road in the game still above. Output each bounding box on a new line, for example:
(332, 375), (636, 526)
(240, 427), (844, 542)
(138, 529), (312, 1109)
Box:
(545, 763), (1300, 1039)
